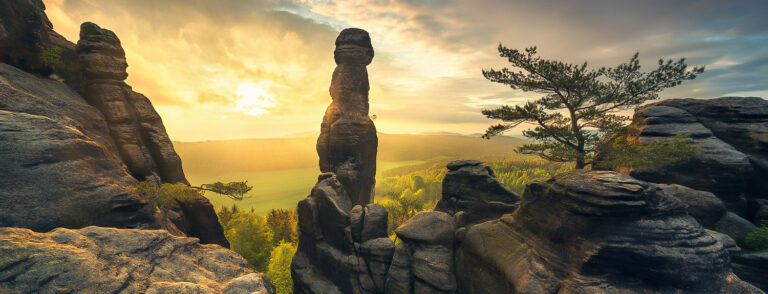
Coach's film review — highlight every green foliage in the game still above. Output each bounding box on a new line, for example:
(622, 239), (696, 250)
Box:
(267, 241), (297, 294)
(196, 181), (253, 200)
(266, 209), (298, 247)
(595, 134), (700, 172)
(130, 181), (200, 209)
(744, 221), (768, 251)
(481, 46), (704, 168)
(224, 208), (274, 272)
(40, 46), (63, 66)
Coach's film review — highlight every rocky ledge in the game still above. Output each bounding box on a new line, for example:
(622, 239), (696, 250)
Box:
(0, 226), (274, 294)
(456, 170), (762, 293)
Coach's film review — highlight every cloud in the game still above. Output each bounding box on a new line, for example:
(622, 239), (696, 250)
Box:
(46, 0), (768, 140)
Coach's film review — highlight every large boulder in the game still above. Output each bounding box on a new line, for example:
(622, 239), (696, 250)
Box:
(456, 170), (761, 293)
(0, 226), (274, 293)
(595, 97), (768, 222)
(732, 252), (768, 292)
(435, 160), (520, 226)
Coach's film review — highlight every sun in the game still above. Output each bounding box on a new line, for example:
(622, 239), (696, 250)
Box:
(234, 82), (276, 116)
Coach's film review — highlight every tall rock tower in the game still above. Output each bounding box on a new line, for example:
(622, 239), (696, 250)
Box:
(293, 28), (395, 294)
(316, 28), (378, 207)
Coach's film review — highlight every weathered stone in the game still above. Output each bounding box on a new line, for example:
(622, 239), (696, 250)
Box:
(351, 205), (364, 242)
(456, 170), (760, 293)
(732, 252), (768, 292)
(317, 28), (377, 207)
(657, 183), (727, 226)
(412, 245), (455, 292)
(0, 226), (274, 293)
(435, 160), (519, 225)
(361, 238), (396, 292)
(362, 204), (388, 242)
(178, 195), (230, 248)
(395, 211), (454, 246)
(312, 174), (352, 249)
(0, 0), (80, 84)
(714, 212), (759, 243)
(0, 62), (167, 232)
(384, 243), (413, 294)
(595, 97), (768, 221)
(706, 229), (741, 254)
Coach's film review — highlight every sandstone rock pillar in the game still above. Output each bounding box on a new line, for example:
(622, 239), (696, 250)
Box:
(317, 28), (378, 207)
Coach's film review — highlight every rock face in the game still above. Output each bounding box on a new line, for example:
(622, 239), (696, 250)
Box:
(0, 226), (274, 294)
(435, 160), (520, 226)
(732, 252), (768, 292)
(77, 22), (186, 185)
(0, 0), (227, 249)
(456, 170), (760, 293)
(595, 97), (768, 224)
(316, 28), (378, 207)
(386, 211), (456, 294)
(292, 174), (394, 294)
(0, 0), (80, 84)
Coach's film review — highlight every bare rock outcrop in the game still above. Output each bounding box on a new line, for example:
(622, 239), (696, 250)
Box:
(0, 0), (80, 84)
(435, 160), (520, 227)
(0, 0), (227, 249)
(316, 28), (378, 207)
(292, 174), (394, 294)
(456, 170), (761, 293)
(0, 226), (274, 294)
(595, 97), (768, 224)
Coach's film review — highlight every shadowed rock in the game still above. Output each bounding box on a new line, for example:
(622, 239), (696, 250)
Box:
(0, 226), (274, 293)
(456, 170), (761, 293)
(435, 160), (520, 226)
(595, 97), (768, 222)
(317, 28), (378, 207)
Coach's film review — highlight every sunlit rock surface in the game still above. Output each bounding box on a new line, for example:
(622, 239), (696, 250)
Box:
(316, 28), (378, 207)
(0, 226), (274, 294)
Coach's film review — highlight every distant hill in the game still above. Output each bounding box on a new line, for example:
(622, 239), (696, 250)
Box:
(174, 133), (527, 177)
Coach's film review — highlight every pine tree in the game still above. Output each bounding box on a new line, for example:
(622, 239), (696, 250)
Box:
(481, 46), (704, 169)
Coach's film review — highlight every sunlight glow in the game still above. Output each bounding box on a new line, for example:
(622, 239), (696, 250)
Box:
(234, 82), (276, 116)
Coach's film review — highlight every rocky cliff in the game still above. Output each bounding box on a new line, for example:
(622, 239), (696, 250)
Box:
(457, 170), (760, 293)
(0, 226), (274, 293)
(0, 0), (227, 247)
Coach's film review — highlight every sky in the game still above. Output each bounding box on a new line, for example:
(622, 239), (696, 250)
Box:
(45, 0), (768, 142)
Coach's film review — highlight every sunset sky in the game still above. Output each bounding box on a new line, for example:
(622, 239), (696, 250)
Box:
(45, 0), (768, 142)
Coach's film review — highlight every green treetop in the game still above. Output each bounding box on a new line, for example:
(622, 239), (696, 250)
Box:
(481, 46), (704, 169)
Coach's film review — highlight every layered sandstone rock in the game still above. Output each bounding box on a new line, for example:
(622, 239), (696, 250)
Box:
(77, 22), (186, 185)
(435, 160), (520, 226)
(0, 0), (80, 84)
(0, 226), (274, 293)
(292, 174), (394, 294)
(316, 28), (378, 207)
(0, 0), (227, 249)
(595, 97), (768, 224)
(456, 170), (761, 293)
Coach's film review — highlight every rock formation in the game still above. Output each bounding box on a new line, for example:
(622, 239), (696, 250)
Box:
(0, 0), (80, 85)
(595, 97), (768, 224)
(316, 28), (378, 207)
(456, 170), (761, 293)
(293, 29), (394, 294)
(292, 174), (394, 294)
(0, 226), (274, 293)
(386, 211), (456, 294)
(77, 22), (186, 185)
(435, 160), (520, 226)
(0, 0), (227, 248)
